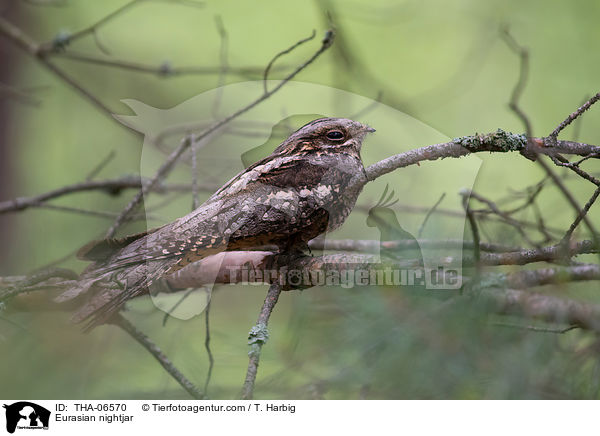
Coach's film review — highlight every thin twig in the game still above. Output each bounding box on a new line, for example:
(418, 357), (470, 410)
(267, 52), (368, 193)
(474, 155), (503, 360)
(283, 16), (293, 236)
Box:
(552, 156), (600, 187)
(0, 176), (216, 215)
(550, 92), (600, 140)
(500, 26), (532, 136)
(86, 150), (116, 181)
(30, 203), (153, 221)
(42, 0), (141, 50)
(461, 191), (481, 278)
(105, 29), (336, 238)
(241, 283), (282, 400)
(263, 30), (316, 93)
(113, 314), (206, 399)
(203, 300), (214, 394)
(571, 94), (590, 143)
(52, 50), (280, 78)
(350, 90), (384, 119)
(538, 157), (599, 244)
(418, 192), (445, 238)
(161, 288), (197, 326)
(190, 143), (200, 211)
(492, 322), (580, 334)
(0, 17), (120, 123)
(211, 15), (228, 117)
(561, 186), (600, 244)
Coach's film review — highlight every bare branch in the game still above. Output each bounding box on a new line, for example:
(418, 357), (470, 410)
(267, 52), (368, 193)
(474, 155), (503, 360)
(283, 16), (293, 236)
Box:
(190, 143), (201, 211)
(263, 30), (316, 93)
(0, 176), (217, 215)
(163, 241), (599, 289)
(112, 314), (207, 399)
(500, 26), (533, 137)
(211, 15), (229, 117)
(85, 150), (116, 181)
(484, 286), (600, 334)
(361, 133), (600, 186)
(475, 240), (597, 267)
(309, 238), (523, 253)
(52, 50), (281, 78)
(203, 300), (214, 394)
(492, 322), (579, 334)
(418, 193), (445, 238)
(561, 187), (600, 244)
(105, 29), (336, 237)
(241, 283), (282, 400)
(504, 264), (600, 289)
(462, 191), (481, 269)
(28, 203), (153, 221)
(538, 155), (600, 248)
(0, 17), (120, 121)
(551, 92), (600, 140)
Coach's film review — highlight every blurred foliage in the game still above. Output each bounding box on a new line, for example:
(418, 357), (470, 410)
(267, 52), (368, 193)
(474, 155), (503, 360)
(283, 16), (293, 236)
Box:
(1, 0), (600, 399)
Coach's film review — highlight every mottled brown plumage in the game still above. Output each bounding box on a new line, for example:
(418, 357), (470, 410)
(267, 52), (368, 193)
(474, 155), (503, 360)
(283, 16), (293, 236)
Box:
(59, 117), (375, 328)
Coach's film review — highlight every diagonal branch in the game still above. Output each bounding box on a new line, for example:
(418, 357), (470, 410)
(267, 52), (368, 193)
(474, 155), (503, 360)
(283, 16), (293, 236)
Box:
(551, 92), (600, 139)
(0, 16), (122, 123)
(113, 314), (206, 399)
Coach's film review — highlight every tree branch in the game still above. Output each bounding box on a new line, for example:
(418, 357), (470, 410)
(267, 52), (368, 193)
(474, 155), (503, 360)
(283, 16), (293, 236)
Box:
(105, 29), (336, 238)
(112, 314), (207, 399)
(484, 286), (600, 334)
(0, 176), (217, 215)
(240, 283), (282, 400)
(361, 132), (600, 188)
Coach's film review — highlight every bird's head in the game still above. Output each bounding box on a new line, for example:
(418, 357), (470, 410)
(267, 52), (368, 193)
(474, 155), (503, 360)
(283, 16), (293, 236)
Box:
(274, 117), (375, 157)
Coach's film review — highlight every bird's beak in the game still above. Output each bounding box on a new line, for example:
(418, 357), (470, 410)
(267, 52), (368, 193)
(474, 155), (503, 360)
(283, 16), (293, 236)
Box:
(362, 125), (376, 133)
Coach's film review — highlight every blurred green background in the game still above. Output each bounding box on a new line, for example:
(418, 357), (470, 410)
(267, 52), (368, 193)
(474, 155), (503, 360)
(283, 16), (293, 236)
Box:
(1, 0), (599, 399)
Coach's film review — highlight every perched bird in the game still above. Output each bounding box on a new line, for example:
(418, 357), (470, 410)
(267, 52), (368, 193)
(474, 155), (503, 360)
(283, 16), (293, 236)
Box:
(59, 117), (375, 328)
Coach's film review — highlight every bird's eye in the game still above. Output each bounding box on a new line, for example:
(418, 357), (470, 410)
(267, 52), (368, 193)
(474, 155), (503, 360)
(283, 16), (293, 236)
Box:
(326, 130), (344, 140)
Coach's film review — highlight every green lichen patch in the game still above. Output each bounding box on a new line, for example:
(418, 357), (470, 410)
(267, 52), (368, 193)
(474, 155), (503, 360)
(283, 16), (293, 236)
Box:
(247, 323), (270, 358)
(453, 129), (527, 153)
(248, 323), (269, 344)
